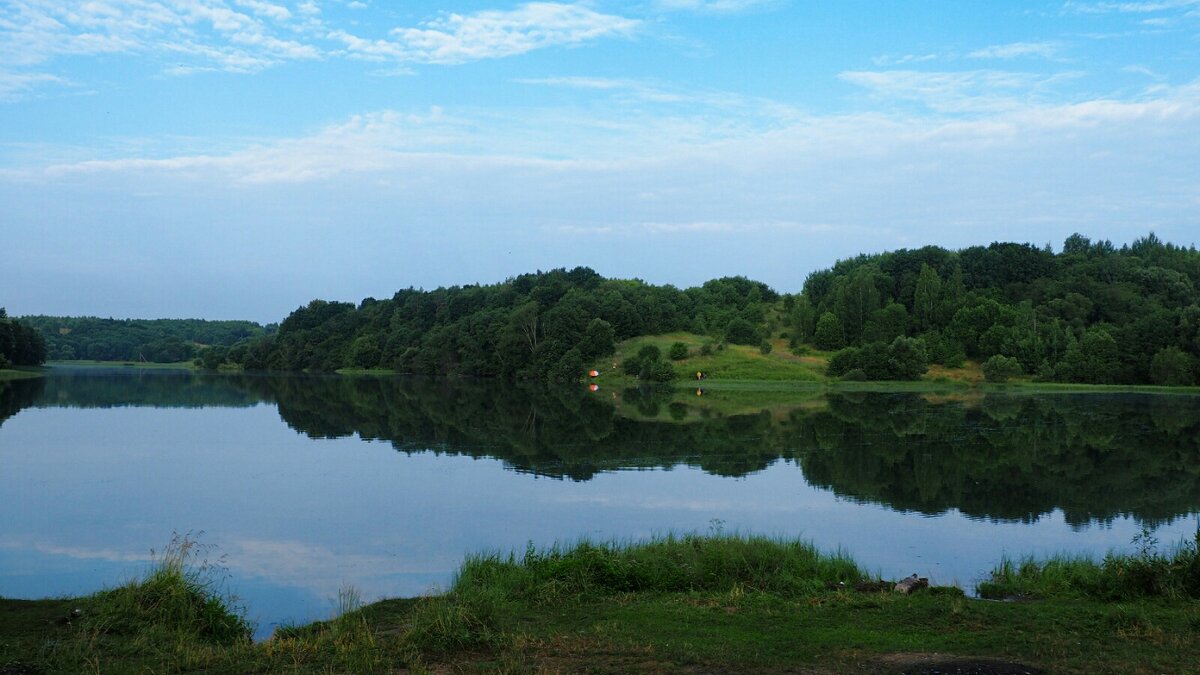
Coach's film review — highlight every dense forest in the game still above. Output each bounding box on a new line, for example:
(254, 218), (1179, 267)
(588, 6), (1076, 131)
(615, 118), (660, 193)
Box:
(20, 316), (269, 364)
(0, 309), (47, 368)
(227, 268), (778, 380)
(795, 232), (1200, 385)
(223, 232), (1199, 386)
(17, 233), (1199, 386)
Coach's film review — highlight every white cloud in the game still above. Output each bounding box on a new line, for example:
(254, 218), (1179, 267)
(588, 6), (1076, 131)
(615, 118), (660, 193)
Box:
(872, 53), (939, 67)
(839, 69), (1084, 113)
(968, 42), (1059, 60)
(0, 0), (643, 95)
(1064, 0), (1200, 13)
(0, 69), (70, 101)
(331, 3), (639, 65)
(0, 0), (323, 85)
(653, 0), (779, 12)
(234, 0), (291, 22)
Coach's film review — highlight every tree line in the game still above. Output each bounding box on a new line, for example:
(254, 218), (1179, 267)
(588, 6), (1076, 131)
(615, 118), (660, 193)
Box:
(0, 309), (47, 368)
(793, 232), (1200, 385)
(20, 316), (269, 364)
(227, 268), (778, 381)
(18, 232), (1198, 385)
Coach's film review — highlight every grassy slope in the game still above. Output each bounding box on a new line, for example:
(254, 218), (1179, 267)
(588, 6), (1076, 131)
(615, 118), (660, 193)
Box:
(597, 332), (830, 383)
(45, 359), (197, 370)
(0, 368), (43, 381)
(4, 536), (1198, 674)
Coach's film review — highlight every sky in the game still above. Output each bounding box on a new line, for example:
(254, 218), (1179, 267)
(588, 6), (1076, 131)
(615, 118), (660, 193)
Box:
(2, 0), (1199, 322)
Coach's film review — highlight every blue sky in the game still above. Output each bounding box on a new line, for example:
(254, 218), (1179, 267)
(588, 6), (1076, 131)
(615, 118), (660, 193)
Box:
(2, 0), (1199, 321)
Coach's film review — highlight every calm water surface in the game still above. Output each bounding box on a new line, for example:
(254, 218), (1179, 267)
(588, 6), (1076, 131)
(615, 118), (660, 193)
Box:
(2, 366), (1198, 637)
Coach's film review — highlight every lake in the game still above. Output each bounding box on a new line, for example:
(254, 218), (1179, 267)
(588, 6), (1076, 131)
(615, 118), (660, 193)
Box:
(2, 366), (1198, 638)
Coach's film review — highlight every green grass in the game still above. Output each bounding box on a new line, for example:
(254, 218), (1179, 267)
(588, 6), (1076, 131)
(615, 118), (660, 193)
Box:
(597, 333), (828, 384)
(0, 368), (43, 381)
(46, 359), (197, 370)
(334, 367), (398, 376)
(5, 535), (1200, 673)
(979, 530), (1200, 602)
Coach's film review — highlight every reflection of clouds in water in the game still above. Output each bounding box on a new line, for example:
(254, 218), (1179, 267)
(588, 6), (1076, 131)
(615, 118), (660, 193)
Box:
(0, 537), (150, 564)
(220, 537), (450, 600)
(546, 492), (808, 514)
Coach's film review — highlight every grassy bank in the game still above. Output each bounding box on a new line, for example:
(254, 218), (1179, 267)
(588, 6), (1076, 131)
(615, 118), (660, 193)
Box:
(45, 359), (197, 370)
(4, 535), (1200, 673)
(0, 368), (43, 381)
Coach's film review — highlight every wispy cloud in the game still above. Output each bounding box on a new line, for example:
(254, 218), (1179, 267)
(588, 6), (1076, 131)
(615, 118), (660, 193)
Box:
(332, 3), (639, 65)
(515, 75), (795, 118)
(1063, 0), (1200, 13)
(968, 41), (1060, 60)
(0, 69), (70, 101)
(0, 1), (639, 98)
(839, 69), (1084, 113)
(653, 0), (780, 13)
(0, 0), (322, 82)
(872, 53), (940, 67)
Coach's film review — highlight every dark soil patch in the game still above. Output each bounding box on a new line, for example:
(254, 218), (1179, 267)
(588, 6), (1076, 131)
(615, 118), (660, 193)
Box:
(876, 653), (1043, 675)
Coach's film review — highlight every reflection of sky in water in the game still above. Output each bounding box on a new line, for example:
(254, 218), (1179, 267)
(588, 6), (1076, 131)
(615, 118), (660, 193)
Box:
(1, 404), (1197, 638)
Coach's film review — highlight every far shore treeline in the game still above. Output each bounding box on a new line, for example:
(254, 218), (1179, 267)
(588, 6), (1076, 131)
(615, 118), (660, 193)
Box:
(10, 232), (1200, 386)
(0, 308), (47, 369)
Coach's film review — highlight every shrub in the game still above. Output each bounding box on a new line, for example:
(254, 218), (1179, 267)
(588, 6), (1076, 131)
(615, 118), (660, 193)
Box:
(759, 340), (772, 355)
(669, 342), (689, 360)
(982, 354), (1023, 383)
(724, 318), (758, 346)
(827, 348), (860, 377)
(1149, 346), (1195, 386)
(645, 359), (676, 382)
(886, 336), (928, 380)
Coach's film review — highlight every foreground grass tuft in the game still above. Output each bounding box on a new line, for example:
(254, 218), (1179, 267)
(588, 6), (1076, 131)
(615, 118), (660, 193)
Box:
(459, 534), (868, 599)
(82, 535), (251, 646)
(979, 530), (1200, 601)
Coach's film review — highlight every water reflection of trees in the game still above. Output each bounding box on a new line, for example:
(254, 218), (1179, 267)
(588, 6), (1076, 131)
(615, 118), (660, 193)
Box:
(4, 370), (1199, 526)
(793, 393), (1200, 527)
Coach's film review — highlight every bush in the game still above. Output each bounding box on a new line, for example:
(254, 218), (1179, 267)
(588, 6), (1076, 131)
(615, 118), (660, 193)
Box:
(724, 318), (758, 346)
(669, 342), (689, 360)
(1149, 346), (1195, 386)
(982, 354), (1023, 383)
(827, 348), (860, 377)
(886, 336), (928, 380)
(759, 340), (772, 355)
(841, 368), (867, 381)
(699, 342), (714, 356)
(645, 359), (676, 382)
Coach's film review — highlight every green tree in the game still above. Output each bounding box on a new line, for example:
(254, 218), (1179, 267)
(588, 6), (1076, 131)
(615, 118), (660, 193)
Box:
(863, 302), (908, 344)
(813, 312), (846, 351)
(1149, 347), (1195, 386)
(669, 342), (688, 360)
(912, 263), (942, 331)
(724, 317), (758, 345)
(982, 355), (1023, 383)
(886, 336), (928, 380)
(1058, 328), (1120, 384)
(580, 318), (616, 360)
(550, 347), (585, 383)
